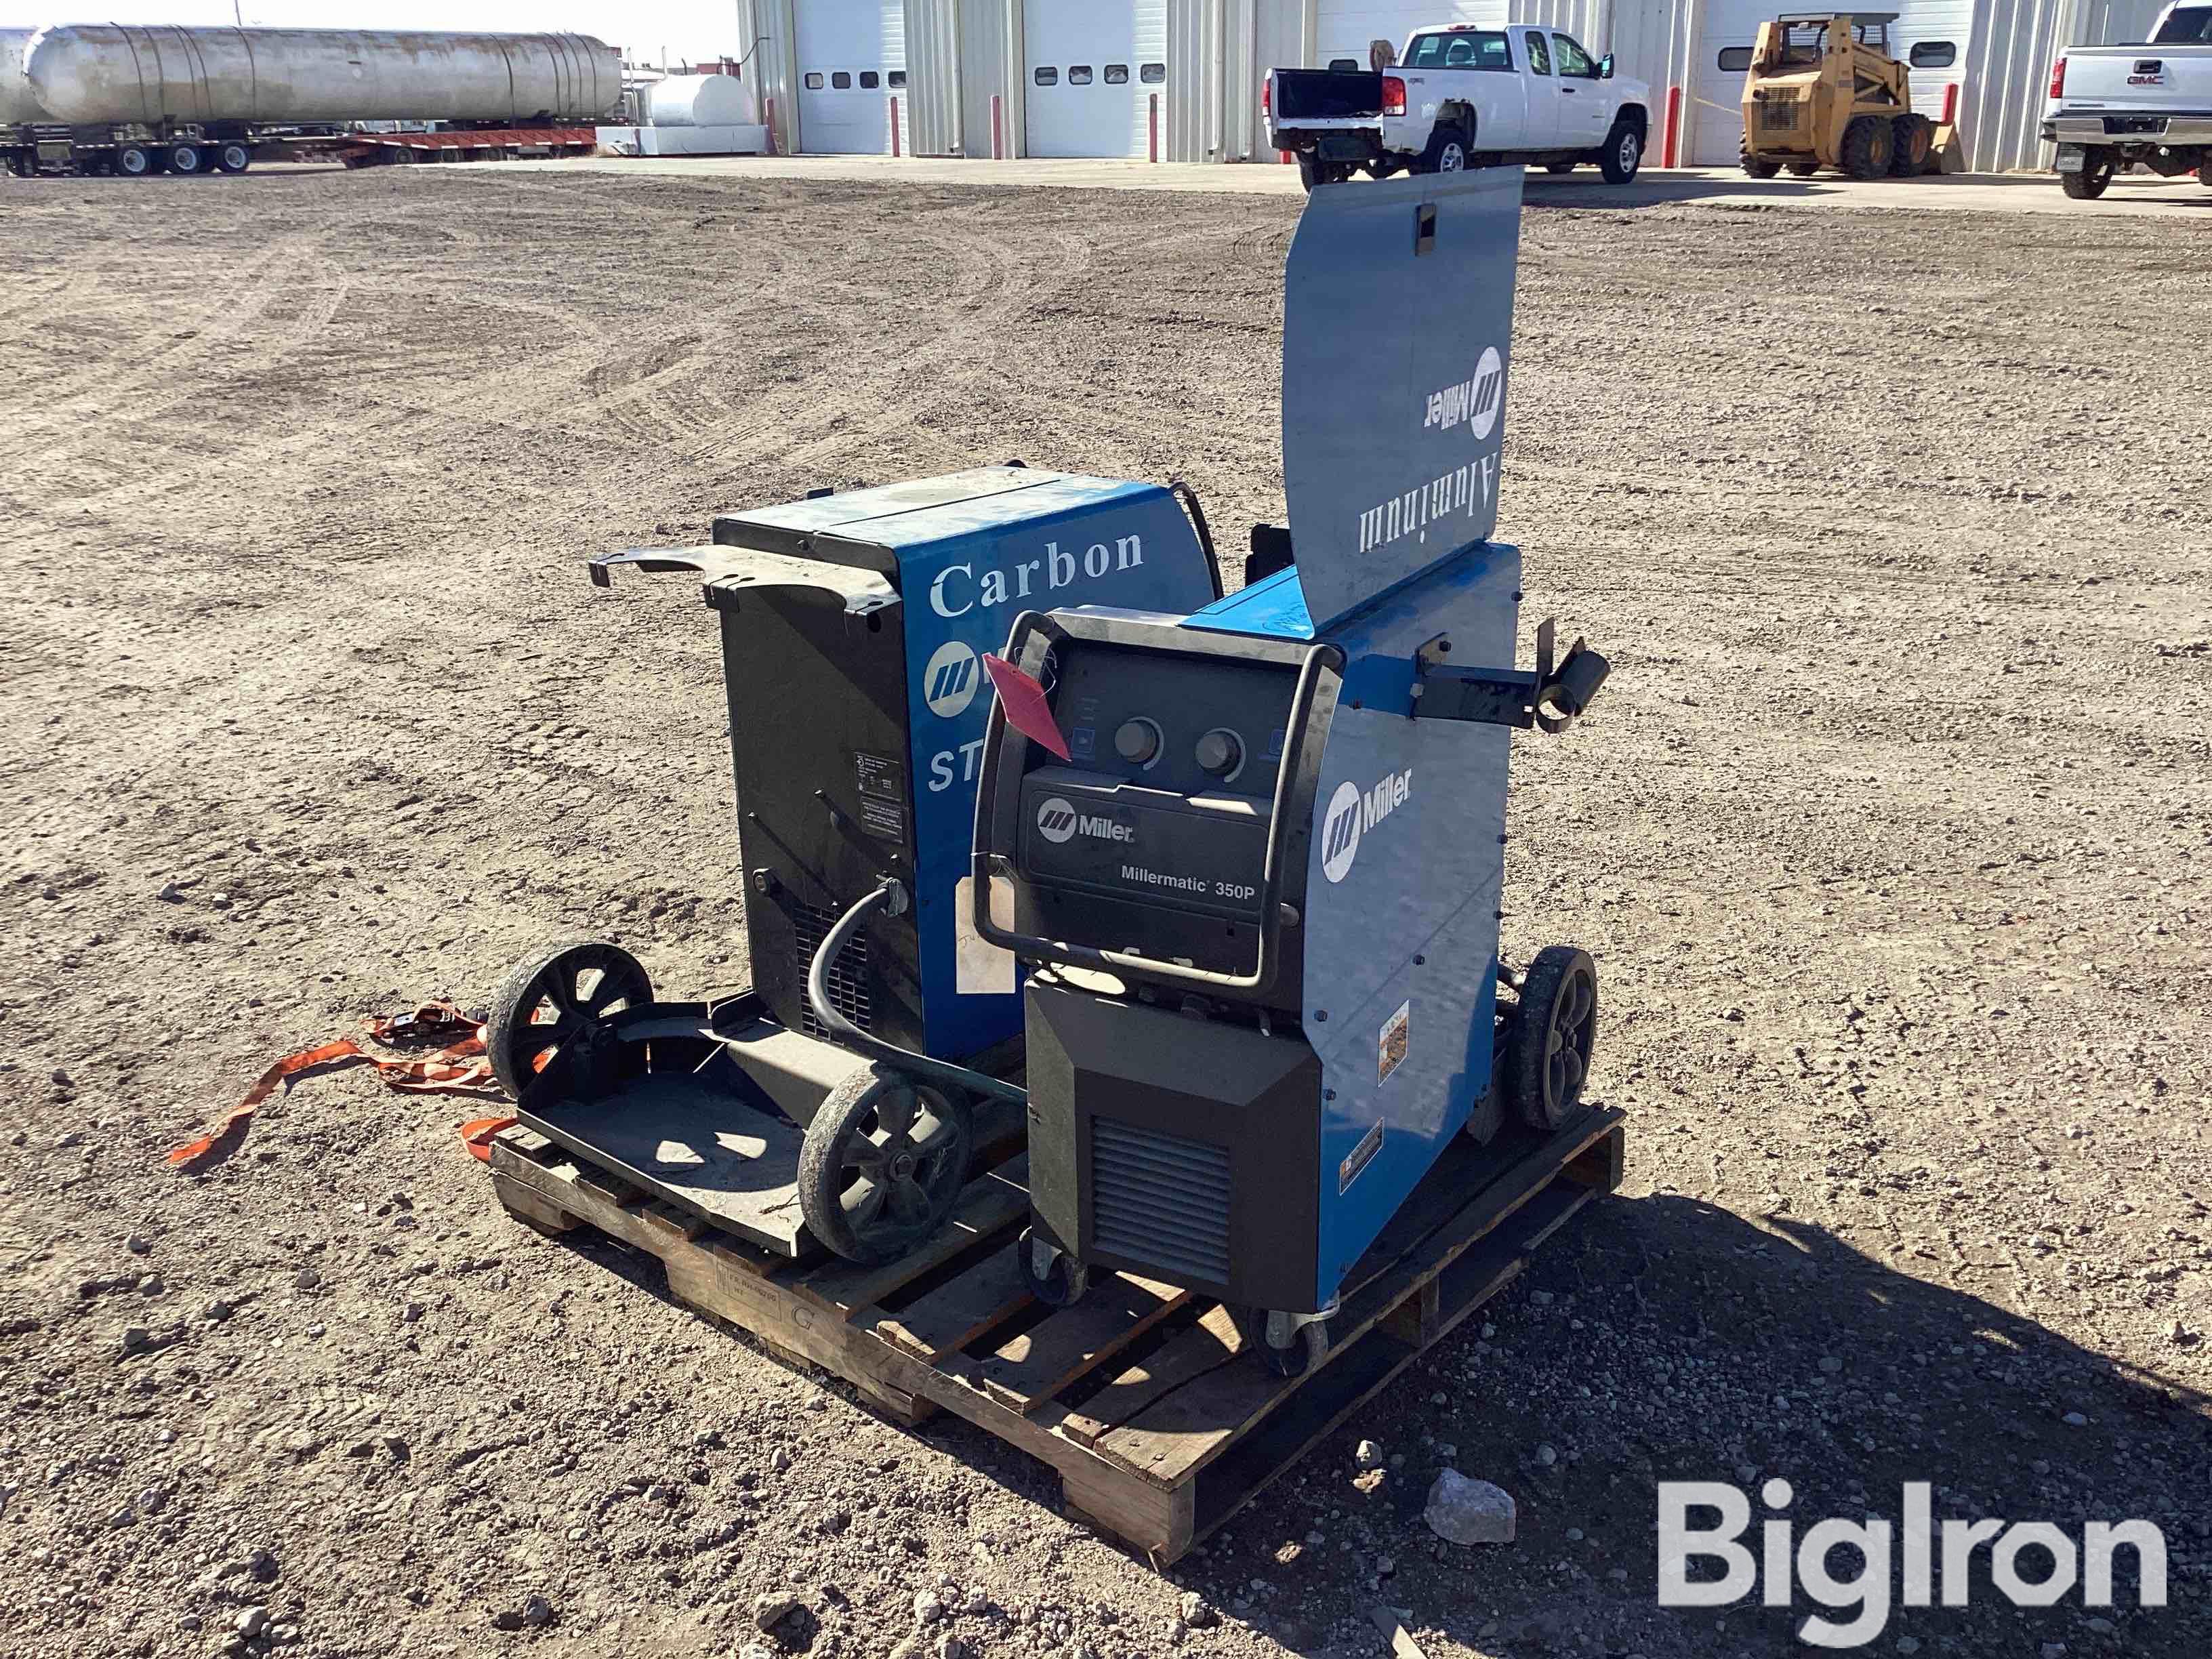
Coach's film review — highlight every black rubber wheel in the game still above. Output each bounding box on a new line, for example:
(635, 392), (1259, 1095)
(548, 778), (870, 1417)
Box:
(2060, 152), (2114, 199)
(216, 142), (252, 174)
(1740, 149), (1783, 180)
(483, 939), (652, 1099)
(1256, 1316), (1329, 1379)
(1889, 114), (1931, 176)
(1419, 122), (1471, 174)
(1786, 161), (1820, 177)
(115, 144), (155, 178)
(1597, 121), (1642, 183)
(1543, 159), (1576, 174)
(799, 1065), (973, 1265)
(1018, 1225), (1090, 1307)
(1839, 115), (1893, 180)
(1506, 945), (1599, 1132)
(167, 142), (205, 176)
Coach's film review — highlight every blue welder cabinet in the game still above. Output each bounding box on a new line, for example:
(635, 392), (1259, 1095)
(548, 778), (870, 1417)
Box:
(970, 167), (1614, 1374)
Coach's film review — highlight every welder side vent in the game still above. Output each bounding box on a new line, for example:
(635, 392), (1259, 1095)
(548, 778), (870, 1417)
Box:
(791, 899), (872, 1040)
(1090, 1120), (1231, 1285)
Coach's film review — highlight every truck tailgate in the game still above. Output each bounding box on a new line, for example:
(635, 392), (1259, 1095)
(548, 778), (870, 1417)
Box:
(1271, 67), (1384, 121)
(2057, 45), (2212, 113)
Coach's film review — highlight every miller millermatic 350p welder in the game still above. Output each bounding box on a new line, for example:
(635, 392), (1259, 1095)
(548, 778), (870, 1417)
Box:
(483, 469), (1219, 1265)
(967, 167), (1610, 1375)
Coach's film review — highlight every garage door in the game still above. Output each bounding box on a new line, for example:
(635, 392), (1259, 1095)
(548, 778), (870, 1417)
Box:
(1022, 0), (1167, 157)
(1893, 0), (1973, 125)
(1317, 2), (1504, 70)
(1690, 0), (1776, 164)
(797, 0), (906, 154)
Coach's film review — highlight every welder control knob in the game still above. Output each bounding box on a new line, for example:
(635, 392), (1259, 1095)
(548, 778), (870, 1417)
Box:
(1114, 717), (1162, 764)
(1194, 727), (1243, 776)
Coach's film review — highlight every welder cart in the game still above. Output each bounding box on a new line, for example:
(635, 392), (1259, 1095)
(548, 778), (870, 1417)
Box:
(484, 471), (1221, 1263)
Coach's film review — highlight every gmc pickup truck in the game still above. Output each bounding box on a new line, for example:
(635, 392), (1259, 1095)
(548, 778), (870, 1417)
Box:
(2044, 1), (2212, 198)
(1265, 22), (1652, 188)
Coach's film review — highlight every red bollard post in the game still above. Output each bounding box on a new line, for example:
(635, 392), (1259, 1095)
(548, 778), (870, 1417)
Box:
(1940, 81), (1959, 125)
(1662, 85), (1681, 168)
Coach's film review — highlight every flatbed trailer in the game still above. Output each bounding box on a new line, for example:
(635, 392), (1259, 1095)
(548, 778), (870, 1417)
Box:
(3, 119), (598, 178)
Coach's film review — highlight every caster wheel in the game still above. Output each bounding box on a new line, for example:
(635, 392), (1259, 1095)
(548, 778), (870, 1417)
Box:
(1019, 1226), (1089, 1307)
(1257, 1314), (1329, 1379)
(483, 939), (652, 1099)
(1507, 945), (1598, 1131)
(799, 1065), (973, 1265)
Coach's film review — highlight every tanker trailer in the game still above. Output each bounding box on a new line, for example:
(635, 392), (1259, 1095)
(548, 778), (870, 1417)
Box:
(5, 24), (618, 178)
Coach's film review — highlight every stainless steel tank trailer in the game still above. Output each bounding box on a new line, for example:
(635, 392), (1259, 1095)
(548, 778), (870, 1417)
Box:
(487, 167), (1610, 1377)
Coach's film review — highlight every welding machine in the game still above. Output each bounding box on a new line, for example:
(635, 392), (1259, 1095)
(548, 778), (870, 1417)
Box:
(967, 168), (1610, 1374)
(484, 468), (1220, 1265)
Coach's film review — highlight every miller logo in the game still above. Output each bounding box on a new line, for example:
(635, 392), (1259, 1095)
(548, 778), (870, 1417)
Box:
(922, 640), (979, 719)
(1036, 797), (1080, 844)
(1319, 768), (1414, 884)
(1422, 346), (1504, 441)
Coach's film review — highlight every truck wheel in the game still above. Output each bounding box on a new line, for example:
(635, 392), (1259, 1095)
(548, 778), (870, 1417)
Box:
(1419, 122), (1471, 173)
(1740, 146), (1782, 180)
(215, 142), (252, 174)
(4, 151), (34, 179)
(1597, 121), (1642, 183)
(114, 144), (155, 177)
(1295, 151), (1340, 191)
(2060, 150), (2115, 198)
(1838, 115), (1893, 180)
(167, 142), (205, 176)
(1888, 114), (1932, 176)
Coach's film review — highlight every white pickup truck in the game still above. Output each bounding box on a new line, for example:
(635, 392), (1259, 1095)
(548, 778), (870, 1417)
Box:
(2044, 1), (2212, 198)
(1265, 23), (1652, 188)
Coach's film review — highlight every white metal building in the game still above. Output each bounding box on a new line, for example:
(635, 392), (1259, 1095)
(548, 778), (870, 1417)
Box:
(736, 0), (2172, 173)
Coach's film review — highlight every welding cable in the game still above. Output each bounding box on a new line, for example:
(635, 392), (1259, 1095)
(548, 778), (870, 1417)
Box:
(806, 879), (1028, 1105)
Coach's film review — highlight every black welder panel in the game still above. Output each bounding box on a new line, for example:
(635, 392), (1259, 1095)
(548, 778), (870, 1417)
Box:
(1024, 976), (1324, 1311)
(714, 588), (926, 1052)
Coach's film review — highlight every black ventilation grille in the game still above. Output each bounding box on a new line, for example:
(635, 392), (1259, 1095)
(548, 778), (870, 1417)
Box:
(790, 898), (872, 1040)
(1090, 1119), (1231, 1286)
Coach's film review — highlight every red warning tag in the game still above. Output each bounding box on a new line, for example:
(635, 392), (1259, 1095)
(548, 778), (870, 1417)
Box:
(981, 653), (1070, 761)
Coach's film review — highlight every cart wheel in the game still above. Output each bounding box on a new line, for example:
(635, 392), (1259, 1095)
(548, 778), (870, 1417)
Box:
(1019, 1225), (1090, 1307)
(799, 1065), (973, 1265)
(483, 939), (653, 1099)
(1506, 945), (1598, 1132)
(1248, 1311), (1329, 1378)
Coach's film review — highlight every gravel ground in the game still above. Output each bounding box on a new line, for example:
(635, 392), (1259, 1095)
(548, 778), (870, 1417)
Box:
(1, 165), (2207, 1659)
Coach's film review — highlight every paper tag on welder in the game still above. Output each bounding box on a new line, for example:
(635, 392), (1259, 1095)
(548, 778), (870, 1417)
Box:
(1378, 999), (1410, 1086)
(954, 876), (1017, 996)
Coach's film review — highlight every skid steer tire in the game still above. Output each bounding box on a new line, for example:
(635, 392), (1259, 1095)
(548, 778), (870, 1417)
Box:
(1740, 148), (1782, 179)
(1787, 161), (1820, 177)
(1839, 115), (1893, 180)
(1889, 114), (1932, 176)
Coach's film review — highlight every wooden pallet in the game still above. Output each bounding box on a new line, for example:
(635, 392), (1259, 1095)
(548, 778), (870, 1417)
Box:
(486, 1107), (1625, 1563)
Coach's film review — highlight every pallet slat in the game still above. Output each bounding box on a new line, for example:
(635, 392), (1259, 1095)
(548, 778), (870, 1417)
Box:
(866, 1244), (1034, 1361)
(975, 1273), (1191, 1412)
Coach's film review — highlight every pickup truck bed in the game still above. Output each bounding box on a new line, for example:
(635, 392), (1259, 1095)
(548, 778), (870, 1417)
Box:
(2043, 1), (2212, 197)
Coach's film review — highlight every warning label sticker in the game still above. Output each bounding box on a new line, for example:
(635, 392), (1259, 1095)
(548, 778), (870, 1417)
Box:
(852, 751), (906, 842)
(1378, 999), (1410, 1085)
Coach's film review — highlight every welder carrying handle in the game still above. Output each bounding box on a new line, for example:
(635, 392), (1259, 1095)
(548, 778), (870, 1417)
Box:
(970, 627), (1343, 997)
(806, 880), (1029, 1105)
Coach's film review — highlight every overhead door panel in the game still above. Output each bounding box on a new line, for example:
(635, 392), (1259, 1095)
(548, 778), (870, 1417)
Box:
(1316, 2), (1504, 69)
(1022, 0), (1166, 158)
(1691, 0), (1776, 164)
(798, 0), (906, 154)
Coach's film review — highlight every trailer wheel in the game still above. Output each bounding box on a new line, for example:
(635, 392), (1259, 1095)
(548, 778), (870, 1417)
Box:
(4, 151), (34, 179)
(215, 142), (252, 174)
(800, 1065), (973, 1265)
(115, 144), (155, 177)
(2060, 150), (2115, 199)
(1504, 945), (1599, 1132)
(1889, 114), (1932, 176)
(1597, 120), (1642, 183)
(483, 939), (653, 1100)
(167, 142), (205, 176)
(1838, 114), (1893, 180)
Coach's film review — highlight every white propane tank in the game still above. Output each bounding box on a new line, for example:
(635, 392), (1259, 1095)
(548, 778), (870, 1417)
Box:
(1, 29), (44, 125)
(640, 73), (754, 128)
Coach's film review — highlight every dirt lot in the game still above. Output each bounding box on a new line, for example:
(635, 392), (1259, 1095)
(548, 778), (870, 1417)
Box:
(1, 165), (2208, 1659)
